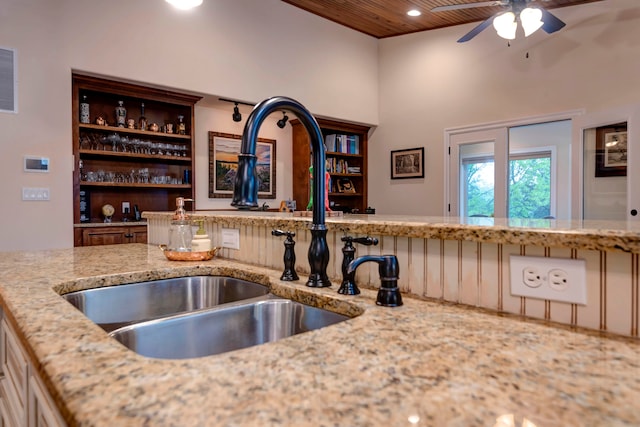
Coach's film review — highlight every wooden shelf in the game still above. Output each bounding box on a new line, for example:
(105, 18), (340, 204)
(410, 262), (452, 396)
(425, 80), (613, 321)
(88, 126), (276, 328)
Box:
(80, 182), (191, 189)
(292, 118), (369, 214)
(329, 192), (363, 197)
(79, 123), (191, 140)
(78, 149), (192, 162)
(72, 73), (201, 246)
(326, 151), (363, 158)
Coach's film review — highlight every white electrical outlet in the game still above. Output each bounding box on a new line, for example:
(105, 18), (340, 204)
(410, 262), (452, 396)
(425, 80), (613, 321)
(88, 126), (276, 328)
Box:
(221, 228), (240, 250)
(122, 201), (130, 213)
(509, 255), (587, 305)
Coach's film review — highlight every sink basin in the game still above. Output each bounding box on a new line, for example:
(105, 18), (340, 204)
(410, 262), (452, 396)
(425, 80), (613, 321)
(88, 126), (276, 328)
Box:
(62, 276), (269, 332)
(110, 298), (350, 359)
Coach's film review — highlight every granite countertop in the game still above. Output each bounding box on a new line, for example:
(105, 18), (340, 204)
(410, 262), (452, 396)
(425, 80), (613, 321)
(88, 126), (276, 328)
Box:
(144, 211), (640, 253)
(0, 244), (638, 426)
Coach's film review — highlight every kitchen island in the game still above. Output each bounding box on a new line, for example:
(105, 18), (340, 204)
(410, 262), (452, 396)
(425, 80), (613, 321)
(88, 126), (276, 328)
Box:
(0, 243), (638, 426)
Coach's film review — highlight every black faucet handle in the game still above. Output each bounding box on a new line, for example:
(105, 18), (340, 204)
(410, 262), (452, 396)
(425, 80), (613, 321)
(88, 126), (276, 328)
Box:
(271, 229), (299, 281)
(341, 235), (379, 247)
(272, 229), (296, 239)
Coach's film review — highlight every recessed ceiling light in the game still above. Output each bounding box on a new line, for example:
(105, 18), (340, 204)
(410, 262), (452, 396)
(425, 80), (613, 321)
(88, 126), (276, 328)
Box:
(166, 0), (203, 10)
(407, 9), (421, 17)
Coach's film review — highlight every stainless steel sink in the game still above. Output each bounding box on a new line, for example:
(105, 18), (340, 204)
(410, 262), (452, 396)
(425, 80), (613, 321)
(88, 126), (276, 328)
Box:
(109, 298), (350, 359)
(62, 276), (269, 332)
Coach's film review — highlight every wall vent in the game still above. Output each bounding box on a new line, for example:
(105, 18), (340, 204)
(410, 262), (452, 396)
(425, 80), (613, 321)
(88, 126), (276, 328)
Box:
(0, 47), (17, 113)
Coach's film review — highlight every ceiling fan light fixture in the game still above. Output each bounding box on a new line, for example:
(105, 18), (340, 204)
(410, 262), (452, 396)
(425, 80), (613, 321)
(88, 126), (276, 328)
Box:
(407, 9), (421, 17)
(521, 7), (544, 37)
(493, 11), (517, 40)
(165, 0), (203, 10)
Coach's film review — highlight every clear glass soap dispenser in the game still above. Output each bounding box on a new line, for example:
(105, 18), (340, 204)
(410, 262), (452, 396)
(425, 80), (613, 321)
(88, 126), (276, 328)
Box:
(168, 197), (194, 252)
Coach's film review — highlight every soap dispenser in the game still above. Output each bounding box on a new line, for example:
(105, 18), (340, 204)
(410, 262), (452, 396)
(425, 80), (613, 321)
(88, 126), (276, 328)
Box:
(167, 197), (193, 252)
(191, 220), (212, 252)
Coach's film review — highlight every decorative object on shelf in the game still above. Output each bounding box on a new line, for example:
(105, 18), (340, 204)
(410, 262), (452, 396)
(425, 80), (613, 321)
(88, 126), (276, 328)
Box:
(306, 166), (332, 210)
(115, 100), (126, 128)
(126, 118), (135, 129)
(595, 124), (627, 177)
(101, 203), (115, 223)
(209, 131), (276, 199)
(165, 123), (174, 134)
(138, 102), (147, 131)
(336, 177), (356, 193)
(390, 147), (424, 179)
(177, 115), (186, 134)
(149, 122), (159, 132)
(80, 94), (90, 124)
(95, 116), (106, 126)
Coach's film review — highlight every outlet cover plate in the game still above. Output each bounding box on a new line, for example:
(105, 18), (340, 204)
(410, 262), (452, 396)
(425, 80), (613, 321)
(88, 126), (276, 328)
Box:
(221, 228), (240, 250)
(509, 255), (587, 305)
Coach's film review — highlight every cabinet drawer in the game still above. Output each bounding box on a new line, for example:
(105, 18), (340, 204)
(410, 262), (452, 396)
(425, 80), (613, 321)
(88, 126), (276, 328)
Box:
(29, 375), (66, 427)
(1, 320), (27, 424)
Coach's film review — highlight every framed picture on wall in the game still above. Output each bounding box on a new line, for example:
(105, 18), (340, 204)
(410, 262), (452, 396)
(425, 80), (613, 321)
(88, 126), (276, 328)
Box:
(390, 147), (424, 179)
(209, 131), (277, 198)
(595, 125), (627, 177)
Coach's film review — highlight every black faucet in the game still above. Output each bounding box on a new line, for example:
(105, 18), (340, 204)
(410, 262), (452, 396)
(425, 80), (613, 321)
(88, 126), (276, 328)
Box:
(347, 255), (403, 307)
(272, 229), (299, 281)
(339, 236), (378, 295)
(231, 97), (330, 288)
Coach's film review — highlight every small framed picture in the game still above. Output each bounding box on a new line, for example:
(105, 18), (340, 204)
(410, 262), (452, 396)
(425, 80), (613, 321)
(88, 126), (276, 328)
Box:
(336, 178), (356, 193)
(391, 147), (424, 179)
(595, 125), (627, 177)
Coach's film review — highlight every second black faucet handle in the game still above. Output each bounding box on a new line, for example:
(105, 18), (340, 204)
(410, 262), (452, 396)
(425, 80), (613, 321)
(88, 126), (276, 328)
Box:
(271, 229), (299, 281)
(341, 235), (379, 247)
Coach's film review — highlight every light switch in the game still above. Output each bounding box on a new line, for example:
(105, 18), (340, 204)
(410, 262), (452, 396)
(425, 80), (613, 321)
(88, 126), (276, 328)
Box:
(22, 187), (50, 201)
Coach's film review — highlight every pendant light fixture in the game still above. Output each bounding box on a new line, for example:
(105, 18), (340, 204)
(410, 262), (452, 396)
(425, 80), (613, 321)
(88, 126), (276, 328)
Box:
(165, 0), (203, 10)
(232, 103), (242, 122)
(277, 112), (289, 129)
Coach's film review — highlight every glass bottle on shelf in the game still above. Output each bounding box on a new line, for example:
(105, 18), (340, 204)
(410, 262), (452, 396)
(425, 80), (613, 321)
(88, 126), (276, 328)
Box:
(80, 94), (90, 124)
(177, 115), (186, 135)
(139, 102), (147, 131)
(115, 100), (127, 128)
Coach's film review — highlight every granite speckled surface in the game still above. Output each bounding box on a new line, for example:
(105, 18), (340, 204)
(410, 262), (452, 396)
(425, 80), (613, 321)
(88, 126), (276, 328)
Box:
(0, 244), (638, 426)
(144, 211), (640, 253)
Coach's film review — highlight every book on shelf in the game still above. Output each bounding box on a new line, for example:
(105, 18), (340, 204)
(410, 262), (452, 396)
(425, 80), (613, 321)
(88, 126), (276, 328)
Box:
(324, 134), (360, 154)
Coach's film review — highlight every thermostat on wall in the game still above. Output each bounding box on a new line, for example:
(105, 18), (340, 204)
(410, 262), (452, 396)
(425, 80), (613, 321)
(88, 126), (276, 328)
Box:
(24, 156), (50, 172)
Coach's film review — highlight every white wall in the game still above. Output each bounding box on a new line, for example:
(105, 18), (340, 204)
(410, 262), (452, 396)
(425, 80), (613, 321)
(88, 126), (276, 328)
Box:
(372, 0), (640, 215)
(0, 0), (378, 251)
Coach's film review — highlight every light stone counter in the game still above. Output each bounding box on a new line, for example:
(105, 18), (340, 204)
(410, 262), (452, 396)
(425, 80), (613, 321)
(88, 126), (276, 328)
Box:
(0, 244), (638, 426)
(144, 211), (640, 253)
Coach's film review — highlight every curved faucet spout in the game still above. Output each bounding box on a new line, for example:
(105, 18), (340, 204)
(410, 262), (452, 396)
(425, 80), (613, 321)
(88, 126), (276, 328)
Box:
(232, 96), (331, 287)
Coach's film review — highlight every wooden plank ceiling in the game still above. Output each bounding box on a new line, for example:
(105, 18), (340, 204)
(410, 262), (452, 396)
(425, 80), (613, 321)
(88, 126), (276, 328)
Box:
(281, 0), (602, 38)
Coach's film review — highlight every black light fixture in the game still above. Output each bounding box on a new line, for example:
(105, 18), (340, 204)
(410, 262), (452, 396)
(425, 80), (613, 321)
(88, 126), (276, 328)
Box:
(219, 98), (254, 122)
(232, 102), (242, 122)
(277, 112), (289, 129)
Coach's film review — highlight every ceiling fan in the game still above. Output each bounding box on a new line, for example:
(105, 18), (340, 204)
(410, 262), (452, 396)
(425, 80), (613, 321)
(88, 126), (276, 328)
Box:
(432, 0), (566, 43)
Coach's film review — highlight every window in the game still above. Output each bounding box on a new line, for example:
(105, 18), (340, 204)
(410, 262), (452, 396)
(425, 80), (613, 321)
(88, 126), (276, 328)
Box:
(461, 149), (553, 219)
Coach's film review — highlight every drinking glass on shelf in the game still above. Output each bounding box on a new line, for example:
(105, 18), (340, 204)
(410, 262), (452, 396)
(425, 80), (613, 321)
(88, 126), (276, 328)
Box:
(120, 136), (129, 153)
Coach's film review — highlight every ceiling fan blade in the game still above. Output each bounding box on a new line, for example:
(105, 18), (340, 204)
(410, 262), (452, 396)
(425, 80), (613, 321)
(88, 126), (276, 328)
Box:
(431, 1), (504, 13)
(456, 14), (496, 43)
(540, 8), (566, 34)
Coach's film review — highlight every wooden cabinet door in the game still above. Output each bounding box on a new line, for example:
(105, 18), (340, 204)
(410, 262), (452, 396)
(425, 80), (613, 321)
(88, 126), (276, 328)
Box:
(81, 228), (127, 246)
